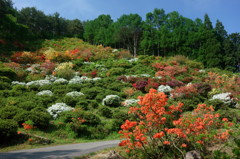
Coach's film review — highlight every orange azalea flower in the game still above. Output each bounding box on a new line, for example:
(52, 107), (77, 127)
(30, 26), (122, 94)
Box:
(153, 131), (165, 139)
(17, 131), (21, 134)
(196, 140), (204, 144)
(28, 138), (33, 142)
(181, 143), (187, 148)
(163, 141), (170, 145)
(222, 118), (228, 122)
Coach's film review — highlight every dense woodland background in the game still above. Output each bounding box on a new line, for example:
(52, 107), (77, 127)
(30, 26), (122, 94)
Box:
(0, 0), (240, 71)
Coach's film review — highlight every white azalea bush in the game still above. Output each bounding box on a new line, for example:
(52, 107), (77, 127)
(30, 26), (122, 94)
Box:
(102, 95), (121, 107)
(157, 85), (172, 93)
(68, 76), (101, 84)
(69, 76), (82, 84)
(12, 81), (26, 86)
(47, 103), (73, 119)
(128, 58), (138, 63)
(211, 92), (233, 104)
(66, 91), (84, 97)
(53, 78), (68, 84)
(26, 79), (51, 87)
(37, 90), (53, 96)
(122, 99), (139, 107)
(45, 75), (58, 82)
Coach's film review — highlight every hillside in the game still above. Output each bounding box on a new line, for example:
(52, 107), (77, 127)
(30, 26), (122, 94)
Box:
(0, 38), (239, 158)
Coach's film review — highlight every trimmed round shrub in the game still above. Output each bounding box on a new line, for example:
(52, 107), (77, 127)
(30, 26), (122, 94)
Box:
(98, 106), (112, 118)
(0, 106), (21, 119)
(81, 87), (103, 100)
(107, 67), (125, 76)
(17, 101), (37, 111)
(14, 110), (51, 128)
(0, 68), (17, 81)
(0, 119), (18, 140)
(0, 81), (10, 90)
(102, 95), (121, 107)
(63, 96), (84, 107)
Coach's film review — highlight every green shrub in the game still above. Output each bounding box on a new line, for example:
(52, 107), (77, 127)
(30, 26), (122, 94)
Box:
(14, 110), (51, 128)
(0, 76), (11, 83)
(81, 87), (103, 99)
(0, 68), (17, 81)
(12, 85), (28, 92)
(186, 60), (204, 69)
(172, 55), (189, 65)
(98, 106), (112, 118)
(0, 81), (10, 90)
(64, 96), (83, 107)
(17, 101), (37, 111)
(107, 67), (125, 76)
(55, 68), (75, 80)
(0, 106), (21, 119)
(216, 109), (240, 122)
(67, 84), (82, 91)
(0, 119), (18, 141)
(205, 99), (228, 111)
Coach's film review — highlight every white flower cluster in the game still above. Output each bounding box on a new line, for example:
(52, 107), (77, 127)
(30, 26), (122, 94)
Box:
(155, 76), (162, 79)
(66, 91), (84, 97)
(12, 81), (26, 86)
(26, 64), (40, 74)
(92, 77), (102, 81)
(69, 76), (101, 84)
(83, 61), (94, 65)
(26, 80), (51, 87)
(53, 78), (68, 84)
(157, 85), (172, 93)
(122, 99), (139, 107)
(140, 74), (150, 77)
(45, 75), (58, 82)
(47, 103), (73, 119)
(128, 58), (138, 63)
(102, 95), (121, 106)
(198, 69), (206, 73)
(112, 49), (119, 53)
(211, 92), (233, 104)
(37, 90), (53, 96)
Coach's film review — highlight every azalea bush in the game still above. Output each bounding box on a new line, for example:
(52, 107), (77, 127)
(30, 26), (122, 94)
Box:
(119, 89), (233, 158)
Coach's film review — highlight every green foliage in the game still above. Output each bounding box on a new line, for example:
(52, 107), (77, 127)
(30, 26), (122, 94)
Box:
(98, 106), (112, 118)
(0, 106), (21, 119)
(0, 67), (17, 81)
(0, 119), (18, 141)
(55, 68), (75, 80)
(14, 109), (51, 128)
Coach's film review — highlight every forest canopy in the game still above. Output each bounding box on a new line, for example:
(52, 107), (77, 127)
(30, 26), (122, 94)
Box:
(0, 0), (239, 71)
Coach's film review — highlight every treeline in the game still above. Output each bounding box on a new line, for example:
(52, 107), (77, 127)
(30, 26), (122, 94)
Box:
(0, 0), (240, 70)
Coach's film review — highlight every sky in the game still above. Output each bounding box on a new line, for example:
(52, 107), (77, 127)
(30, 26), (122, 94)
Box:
(12, 0), (240, 34)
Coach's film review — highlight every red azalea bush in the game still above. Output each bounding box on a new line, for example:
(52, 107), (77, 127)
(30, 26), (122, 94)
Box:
(166, 80), (184, 88)
(132, 80), (148, 92)
(170, 84), (198, 99)
(11, 52), (44, 64)
(119, 89), (233, 158)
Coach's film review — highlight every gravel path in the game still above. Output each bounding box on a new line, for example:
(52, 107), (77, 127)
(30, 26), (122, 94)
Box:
(0, 140), (120, 159)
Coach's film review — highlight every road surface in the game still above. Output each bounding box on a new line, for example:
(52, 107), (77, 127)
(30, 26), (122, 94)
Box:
(0, 140), (120, 159)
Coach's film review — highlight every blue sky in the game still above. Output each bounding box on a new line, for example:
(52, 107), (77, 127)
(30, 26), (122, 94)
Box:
(12, 0), (240, 34)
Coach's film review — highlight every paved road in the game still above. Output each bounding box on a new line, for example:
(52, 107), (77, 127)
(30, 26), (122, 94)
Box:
(0, 140), (120, 159)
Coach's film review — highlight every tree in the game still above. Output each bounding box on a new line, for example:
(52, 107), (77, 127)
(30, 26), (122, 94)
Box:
(114, 14), (143, 56)
(66, 19), (84, 38)
(204, 14), (213, 30)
